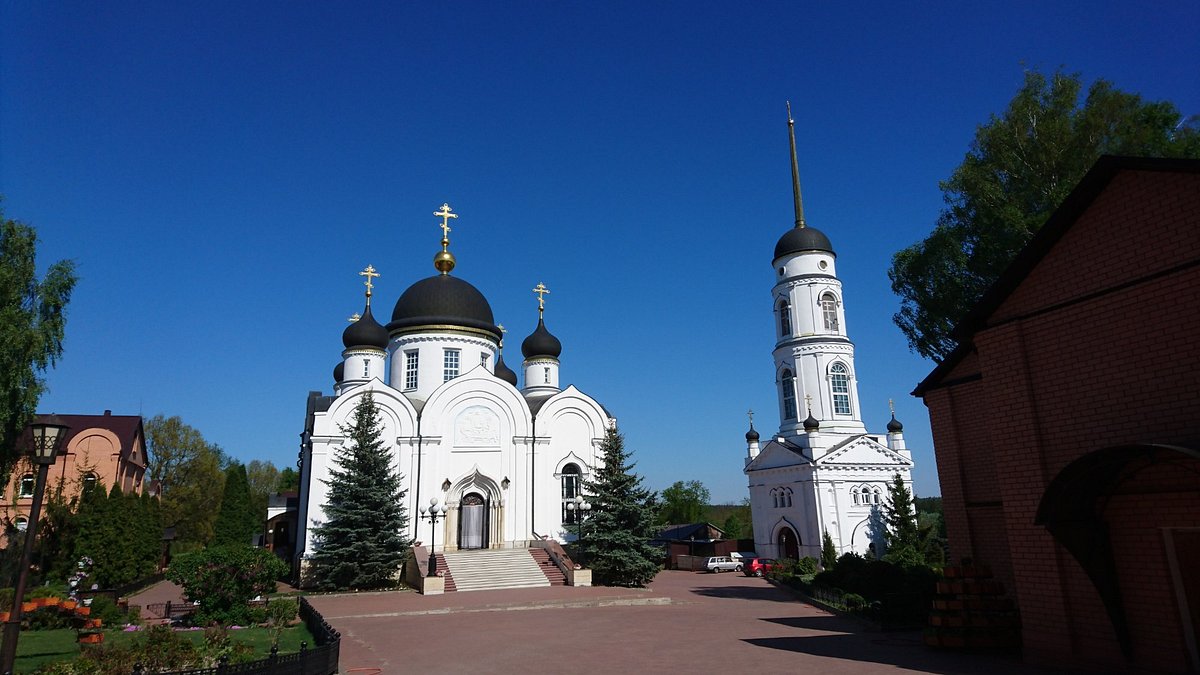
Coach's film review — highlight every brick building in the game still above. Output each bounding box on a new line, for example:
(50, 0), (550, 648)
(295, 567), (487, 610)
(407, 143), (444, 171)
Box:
(4, 411), (149, 533)
(915, 156), (1200, 671)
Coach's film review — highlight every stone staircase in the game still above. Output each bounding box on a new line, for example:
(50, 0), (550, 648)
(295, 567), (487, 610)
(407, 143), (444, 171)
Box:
(439, 548), (554, 592)
(529, 548), (566, 586)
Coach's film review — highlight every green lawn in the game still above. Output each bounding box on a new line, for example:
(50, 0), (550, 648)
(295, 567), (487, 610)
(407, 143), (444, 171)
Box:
(13, 624), (317, 674)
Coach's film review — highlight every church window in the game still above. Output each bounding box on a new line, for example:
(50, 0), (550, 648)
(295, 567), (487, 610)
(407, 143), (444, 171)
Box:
(561, 464), (581, 524)
(404, 351), (419, 390)
(18, 474), (34, 498)
(363, 359), (370, 378)
(778, 299), (792, 335)
(830, 363), (851, 415)
(444, 349), (460, 382)
(781, 370), (798, 420)
(821, 293), (839, 332)
(872, 488), (881, 505)
(544, 367), (550, 384)
(781, 487), (793, 507)
(481, 353), (488, 368)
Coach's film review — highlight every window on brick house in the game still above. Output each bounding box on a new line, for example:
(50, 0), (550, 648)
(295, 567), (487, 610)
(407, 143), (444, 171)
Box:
(18, 474), (34, 499)
(14, 517), (27, 532)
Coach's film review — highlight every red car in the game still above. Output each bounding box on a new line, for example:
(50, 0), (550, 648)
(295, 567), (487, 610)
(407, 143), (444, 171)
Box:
(743, 557), (779, 577)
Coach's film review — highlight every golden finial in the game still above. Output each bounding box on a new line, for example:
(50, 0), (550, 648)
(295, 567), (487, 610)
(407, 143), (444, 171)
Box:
(786, 100), (806, 228)
(497, 324), (507, 348)
(747, 409), (755, 427)
(359, 264), (380, 306)
(348, 313), (361, 323)
(804, 393), (813, 413)
(888, 398), (895, 415)
(532, 282), (550, 317)
(432, 203), (458, 274)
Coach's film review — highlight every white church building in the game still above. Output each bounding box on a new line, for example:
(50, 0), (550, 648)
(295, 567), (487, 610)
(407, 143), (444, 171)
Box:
(743, 112), (914, 560)
(296, 205), (612, 577)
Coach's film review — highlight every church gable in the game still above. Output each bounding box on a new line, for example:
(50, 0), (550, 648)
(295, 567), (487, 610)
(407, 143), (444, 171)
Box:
(816, 435), (911, 468)
(745, 440), (810, 473)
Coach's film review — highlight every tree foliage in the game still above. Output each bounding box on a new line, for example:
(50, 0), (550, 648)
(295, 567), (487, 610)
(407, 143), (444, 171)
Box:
(821, 530), (838, 570)
(166, 545), (287, 625)
(246, 459), (281, 527)
(889, 69), (1200, 361)
(277, 467), (300, 492)
(657, 479), (710, 525)
(71, 482), (160, 587)
(577, 425), (661, 587)
(0, 209), (77, 488)
(213, 463), (257, 547)
(145, 415), (227, 548)
(310, 392), (409, 591)
(881, 473), (922, 566)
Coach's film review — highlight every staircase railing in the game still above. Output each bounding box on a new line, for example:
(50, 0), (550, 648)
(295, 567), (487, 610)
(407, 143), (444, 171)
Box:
(531, 532), (589, 586)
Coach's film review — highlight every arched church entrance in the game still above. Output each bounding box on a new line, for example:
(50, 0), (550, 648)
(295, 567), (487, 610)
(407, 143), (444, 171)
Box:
(459, 492), (488, 550)
(778, 526), (800, 560)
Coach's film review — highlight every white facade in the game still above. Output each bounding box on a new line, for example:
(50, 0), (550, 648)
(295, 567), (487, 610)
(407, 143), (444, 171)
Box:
(744, 117), (914, 561)
(296, 220), (612, 576)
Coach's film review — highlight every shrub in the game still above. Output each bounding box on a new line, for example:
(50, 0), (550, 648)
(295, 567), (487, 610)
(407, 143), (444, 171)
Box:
(166, 545), (288, 626)
(843, 593), (867, 611)
(266, 597), (299, 645)
(796, 556), (819, 575)
(87, 595), (135, 627)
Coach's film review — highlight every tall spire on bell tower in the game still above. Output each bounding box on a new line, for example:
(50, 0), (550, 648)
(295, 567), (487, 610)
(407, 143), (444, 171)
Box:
(787, 101), (806, 229)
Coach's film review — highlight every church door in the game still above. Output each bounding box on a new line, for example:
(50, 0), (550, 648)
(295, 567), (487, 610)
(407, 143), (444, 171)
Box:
(459, 492), (487, 550)
(778, 526), (800, 560)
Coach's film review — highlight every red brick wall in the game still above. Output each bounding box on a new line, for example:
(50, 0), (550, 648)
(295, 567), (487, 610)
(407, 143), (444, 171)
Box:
(922, 166), (1200, 671)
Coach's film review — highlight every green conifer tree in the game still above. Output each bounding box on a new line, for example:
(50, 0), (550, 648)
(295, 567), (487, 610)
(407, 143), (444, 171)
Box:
(577, 425), (661, 587)
(881, 473), (923, 566)
(311, 392), (409, 590)
(213, 463), (256, 547)
(821, 530), (838, 570)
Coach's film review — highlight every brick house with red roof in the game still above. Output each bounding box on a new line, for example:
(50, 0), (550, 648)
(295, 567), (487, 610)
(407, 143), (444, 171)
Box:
(4, 411), (149, 533)
(915, 156), (1200, 671)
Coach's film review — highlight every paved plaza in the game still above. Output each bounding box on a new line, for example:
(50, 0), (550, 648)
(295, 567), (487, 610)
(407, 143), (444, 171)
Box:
(308, 570), (1055, 674)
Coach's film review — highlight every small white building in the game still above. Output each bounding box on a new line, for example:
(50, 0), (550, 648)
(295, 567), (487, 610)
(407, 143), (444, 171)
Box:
(296, 206), (612, 577)
(743, 113), (914, 560)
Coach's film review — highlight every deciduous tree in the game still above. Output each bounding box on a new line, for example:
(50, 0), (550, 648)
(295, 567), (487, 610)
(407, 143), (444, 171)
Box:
(889, 70), (1200, 361)
(0, 209), (76, 487)
(577, 425), (661, 587)
(145, 415), (228, 548)
(310, 392), (409, 590)
(658, 480), (710, 525)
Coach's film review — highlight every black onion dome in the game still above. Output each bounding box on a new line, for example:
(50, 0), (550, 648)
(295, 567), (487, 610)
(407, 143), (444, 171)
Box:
(333, 361), (344, 383)
(745, 426), (760, 442)
(521, 318), (562, 359)
(388, 275), (502, 341)
(342, 305), (389, 349)
(774, 225), (835, 260)
(887, 414), (904, 433)
(493, 354), (518, 386)
(803, 412), (820, 432)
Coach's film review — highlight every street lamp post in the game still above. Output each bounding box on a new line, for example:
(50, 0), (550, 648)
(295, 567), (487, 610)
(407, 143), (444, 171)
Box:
(566, 495), (591, 566)
(0, 417), (69, 674)
(418, 497), (447, 577)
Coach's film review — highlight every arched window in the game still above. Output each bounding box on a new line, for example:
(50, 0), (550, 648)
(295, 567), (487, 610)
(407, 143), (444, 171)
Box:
(82, 473), (98, 492)
(18, 474), (35, 499)
(852, 488), (860, 505)
(782, 488), (793, 508)
(872, 488), (881, 505)
(861, 486), (873, 504)
(14, 517), (28, 532)
(821, 293), (839, 332)
(778, 299), (792, 336)
(781, 370), (798, 420)
(830, 363), (852, 415)
(561, 464), (581, 524)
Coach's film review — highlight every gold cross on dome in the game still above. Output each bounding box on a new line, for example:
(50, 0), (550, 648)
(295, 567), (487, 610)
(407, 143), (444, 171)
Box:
(348, 313), (361, 323)
(359, 264), (380, 301)
(532, 282), (550, 315)
(747, 409), (754, 426)
(889, 398), (895, 415)
(804, 393), (813, 412)
(498, 324), (507, 348)
(434, 203), (458, 240)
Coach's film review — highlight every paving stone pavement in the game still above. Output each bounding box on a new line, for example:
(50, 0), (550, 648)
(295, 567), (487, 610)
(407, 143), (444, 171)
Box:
(307, 570), (1062, 675)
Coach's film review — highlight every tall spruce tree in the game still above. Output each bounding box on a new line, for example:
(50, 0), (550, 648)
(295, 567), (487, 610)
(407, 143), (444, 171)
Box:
(881, 473), (923, 565)
(577, 425), (660, 587)
(311, 392), (409, 590)
(821, 530), (838, 570)
(213, 463), (256, 547)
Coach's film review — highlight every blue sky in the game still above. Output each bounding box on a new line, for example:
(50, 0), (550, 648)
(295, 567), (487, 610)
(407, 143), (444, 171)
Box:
(3, 2), (1197, 503)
